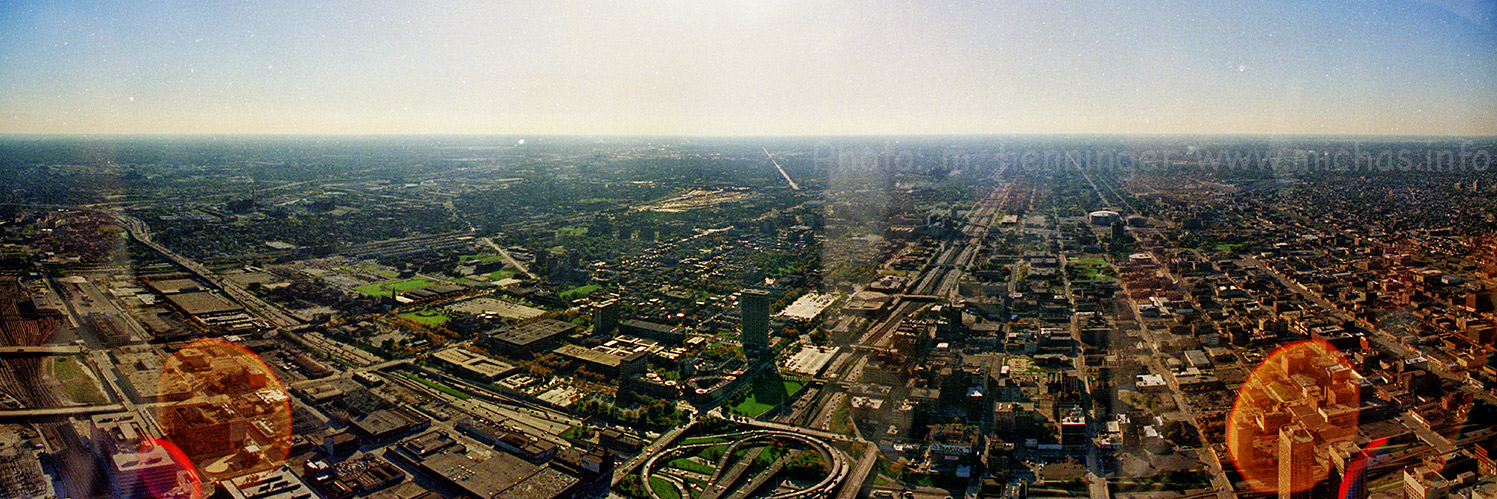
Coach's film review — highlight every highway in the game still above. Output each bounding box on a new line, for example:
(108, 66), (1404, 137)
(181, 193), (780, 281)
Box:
(835, 444), (881, 499)
(762, 147), (801, 190)
(639, 427), (848, 499)
(114, 213), (302, 329)
(0, 404), (127, 421)
(856, 181), (1010, 349)
(480, 236), (539, 281)
(613, 417), (697, 486)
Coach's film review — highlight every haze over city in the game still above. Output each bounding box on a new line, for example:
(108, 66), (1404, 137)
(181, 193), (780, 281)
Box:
(4, 3), (1497, 499)
(2, 0), (1495, 135)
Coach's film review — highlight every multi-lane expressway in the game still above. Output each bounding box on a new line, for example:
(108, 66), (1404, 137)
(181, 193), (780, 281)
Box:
(640, 427), (848, 499)
(114, 213), (302, 329)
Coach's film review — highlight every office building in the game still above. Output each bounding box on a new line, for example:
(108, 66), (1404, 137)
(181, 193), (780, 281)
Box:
(741, 289), (771, 349)
(594, 299), (619, 335)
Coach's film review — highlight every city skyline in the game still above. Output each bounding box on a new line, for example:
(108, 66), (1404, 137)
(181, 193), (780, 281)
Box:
(2, 0), (1495, 136)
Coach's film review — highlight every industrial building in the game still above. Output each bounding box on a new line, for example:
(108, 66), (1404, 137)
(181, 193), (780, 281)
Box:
(553, 343), (646, 377)
(433, 347), (518, 380)
(485, 319), (579, 353)
(390, 430), (581, 499)
(220, 466), (319, 499)
(618, 319), (684, 344)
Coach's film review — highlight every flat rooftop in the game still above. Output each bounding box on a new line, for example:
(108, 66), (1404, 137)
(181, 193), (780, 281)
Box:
(554, 343), (638, 368)
(777, 292), (836, 320)
(619, 319), (676, 335)
(165, 291), (244, 316)
(433, 347), (518, 379)
(488, 319), (578, 347)
(148, 278), (204, 294)
(399, 430), (577, 499)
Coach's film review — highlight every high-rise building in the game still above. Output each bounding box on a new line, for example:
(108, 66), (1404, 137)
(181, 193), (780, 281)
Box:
(111, 445), (188, 499)
(91, 412), (190, 499)
(740, 289), (772, 349)
(1279, 424), (1318, 499)
(593, 299), (619, 335)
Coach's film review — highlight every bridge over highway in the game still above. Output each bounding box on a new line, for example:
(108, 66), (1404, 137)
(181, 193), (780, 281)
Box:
(0, 345), (84, 356)
(641, 428), (848, 499)
(0, 404), (127, 422)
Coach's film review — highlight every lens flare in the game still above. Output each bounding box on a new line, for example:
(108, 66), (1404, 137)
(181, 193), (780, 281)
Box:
(140, 438), (202, 499)
(1226, 339), (1361, 494)
(154, 338), (293, 484)
(1338, 437), (1387, 499)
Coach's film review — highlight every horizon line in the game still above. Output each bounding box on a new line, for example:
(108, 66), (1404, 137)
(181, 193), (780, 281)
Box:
(3, 132), (1496, 140)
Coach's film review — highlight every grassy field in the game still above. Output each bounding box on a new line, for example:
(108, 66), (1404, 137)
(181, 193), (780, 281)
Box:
(729, 377), (804, 417)
(52, 357), (106, 405)
(556, 226), (589, 237)
(353, 277), (441, 296)
(828, 396), (853, 434)
(459, 253), (507, 264)
(649, 477), (681, 499)
(399, 310), (449, 326)
(559, 284), (601, 300)
(1067, 257), (1115, 281)
(1212, 242), (1251, 254)
(668, 458), (715, 475)
(701, 444), (727, 458)
(681, 436), (729, 445)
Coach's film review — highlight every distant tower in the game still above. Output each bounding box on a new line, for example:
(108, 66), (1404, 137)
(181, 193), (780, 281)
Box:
(740, 289), (772, 349)
(1279, 424), (1318, 499)
(939, 301), (966, 335)
(535, 251), (551, 273)
(594, 299), (619, 335)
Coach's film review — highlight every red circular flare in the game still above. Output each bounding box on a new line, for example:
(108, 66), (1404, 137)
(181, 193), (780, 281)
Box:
(141, 438), (202, 499)
(1338, 438), (1387, 499)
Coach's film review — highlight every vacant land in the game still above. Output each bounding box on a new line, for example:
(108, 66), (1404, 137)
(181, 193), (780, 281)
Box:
(354, 277), (441, 296)
(459, 253), (507, 264)
(51, 357), (106, 405)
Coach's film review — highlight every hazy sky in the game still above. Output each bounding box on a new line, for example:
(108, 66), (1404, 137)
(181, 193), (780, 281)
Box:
(2, 0), (1494, 136)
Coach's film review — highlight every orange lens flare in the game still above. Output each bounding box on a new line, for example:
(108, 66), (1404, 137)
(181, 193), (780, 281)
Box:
(154, 338), (293, 484)
(1226, 339), (1361, 494)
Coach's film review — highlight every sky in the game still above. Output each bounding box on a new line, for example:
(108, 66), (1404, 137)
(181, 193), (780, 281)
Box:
(1, 0), (1494, 136)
